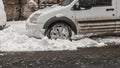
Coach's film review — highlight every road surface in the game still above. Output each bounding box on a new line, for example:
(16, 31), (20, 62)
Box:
(0, 46), (120, 68)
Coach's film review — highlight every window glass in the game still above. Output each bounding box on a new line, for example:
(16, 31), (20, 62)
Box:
(74, 0), (93, 10)
(78, 0), (112, 7)
(79, 0), (92, 7)
(60, 0), (73, 6)
(92, 0), (112, 6)
(73, 0), (112, 10)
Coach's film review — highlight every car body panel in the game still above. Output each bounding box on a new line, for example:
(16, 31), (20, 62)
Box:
(26, 0), (120, 38)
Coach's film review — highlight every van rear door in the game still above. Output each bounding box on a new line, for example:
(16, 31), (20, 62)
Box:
(73, 0), (117, 35)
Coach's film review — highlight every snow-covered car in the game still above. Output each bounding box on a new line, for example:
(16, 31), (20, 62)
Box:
(0, 0), (7, 30)
(26, 0), (120, 39)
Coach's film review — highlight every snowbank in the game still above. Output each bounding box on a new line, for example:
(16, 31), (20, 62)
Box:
(94, 37), (120, 46)
(0, 21), (120, 52)
(0, 0), (6, 26)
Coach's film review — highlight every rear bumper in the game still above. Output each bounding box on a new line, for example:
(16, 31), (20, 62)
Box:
(26, 22), (45, 38)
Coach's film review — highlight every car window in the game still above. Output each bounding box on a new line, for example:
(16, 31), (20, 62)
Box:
(73, 0), (112, 10)
(73, 0), (93, 10)
(60, 0), (73, 6)
(92, 0), (112, 7)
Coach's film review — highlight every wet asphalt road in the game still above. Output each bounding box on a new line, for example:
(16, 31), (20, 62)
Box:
(0, 46), (120, 68)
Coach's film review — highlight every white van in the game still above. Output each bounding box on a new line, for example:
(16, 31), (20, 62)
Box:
(26, 0), (120, 39)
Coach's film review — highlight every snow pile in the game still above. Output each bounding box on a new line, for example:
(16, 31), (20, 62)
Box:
(0, 21), (105, 52)
(95, 37), (120, 46)
(29, 0), (38, 8)
(0, 0), (6, 25)
(0, 28), (105, 51)
(0, 21), (120, 52)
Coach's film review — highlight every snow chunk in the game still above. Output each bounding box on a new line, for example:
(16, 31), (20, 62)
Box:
(95, 37), (120, 46)
(29, 0), (38, 8)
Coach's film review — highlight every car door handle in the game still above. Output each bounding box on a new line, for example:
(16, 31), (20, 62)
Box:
(106, 8), (115, 11)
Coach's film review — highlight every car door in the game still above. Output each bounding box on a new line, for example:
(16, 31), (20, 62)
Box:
(73, 0), (117, 35)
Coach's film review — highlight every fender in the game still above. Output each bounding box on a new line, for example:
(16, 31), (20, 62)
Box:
(43, 16), (77, 34)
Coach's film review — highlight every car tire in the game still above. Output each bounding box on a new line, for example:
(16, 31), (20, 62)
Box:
(45, 22), (72, 40)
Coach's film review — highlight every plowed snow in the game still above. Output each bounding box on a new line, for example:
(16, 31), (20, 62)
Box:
(0, 21), (120, 52)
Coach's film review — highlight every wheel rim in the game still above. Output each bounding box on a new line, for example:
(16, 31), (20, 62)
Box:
(49, 23), (70, 39)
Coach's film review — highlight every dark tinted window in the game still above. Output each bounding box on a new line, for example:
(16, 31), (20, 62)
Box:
(92, 0), (112, 6)
(79, 0), (112, 7)
(79, 0), (93, 7)
(61, 0), (73, 6)
(73, 0), (112, 10)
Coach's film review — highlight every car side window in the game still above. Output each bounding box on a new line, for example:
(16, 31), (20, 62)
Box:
(92, 0), (112, 7)
(73, 0), (93, 10)
(73, 0), (112, 10)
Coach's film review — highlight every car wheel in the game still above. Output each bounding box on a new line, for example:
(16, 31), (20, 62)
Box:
(46, 23), (72, 40)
